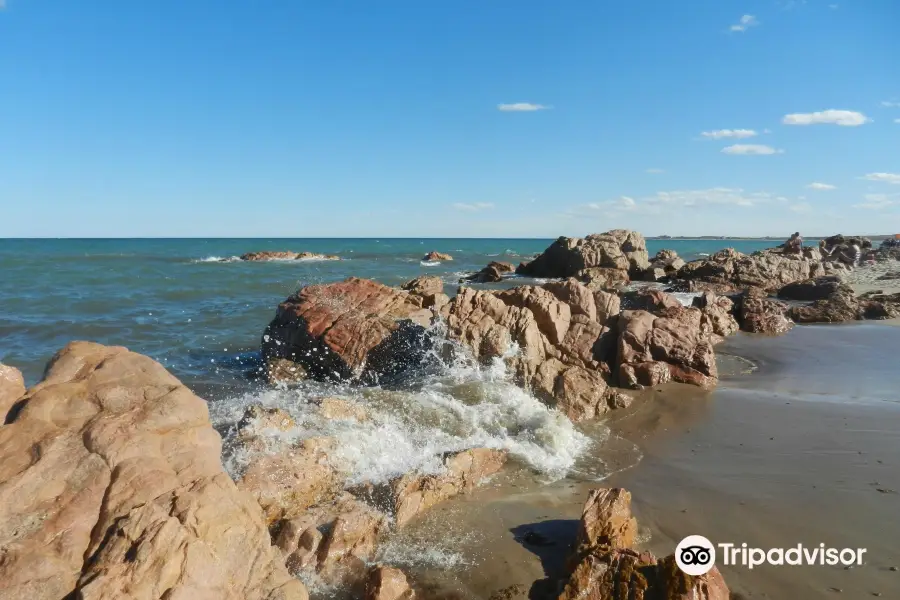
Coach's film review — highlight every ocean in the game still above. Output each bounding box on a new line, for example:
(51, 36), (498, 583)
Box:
(0, 237), (779, 386)
(0, 236), (779, 515)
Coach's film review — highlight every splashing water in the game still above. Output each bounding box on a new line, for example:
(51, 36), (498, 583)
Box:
(210, 344), (592, 487)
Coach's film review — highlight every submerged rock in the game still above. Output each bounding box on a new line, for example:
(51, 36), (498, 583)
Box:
(463, 261), (516, 283)
(262, 277), (435, 384)
(240, 250), (340, 261)
(0, 342), (306, 600)
(423, 251), (453, 262)
(516, 230), (649, 279)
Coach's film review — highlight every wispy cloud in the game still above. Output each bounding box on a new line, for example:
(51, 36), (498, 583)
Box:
(730, 15), (759, 32)
(789, 202), (813, 213)
(861, 173), (900, 185)
(452, 202), (495, 212)
(700, 129), (758, 140)
(895, 119), (900, 124)
(721, 144), (784, 155)
(497, 103), (550, 112)
(782, 109), (870, 126)
(645, 168), (665, 174)
(854, 193), (900, 210)
(829, 3), (839, 9)
(806, 182), (836, 191)
(569, 188), (782, 217)
(881, 100), (900, 108)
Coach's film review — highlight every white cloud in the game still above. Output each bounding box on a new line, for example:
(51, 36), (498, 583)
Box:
(721, 144), (784, 155)
(806, 182), (836, 191)
(646, 168), (665, 174)
(789, 202), (813, 213)
(861, 173), (900, 185)
(881, 100), (900, 108)
(730, 14), (759, 32)
(497, 103), (550, 112)
(895, 119), (900, 124)
(700, 129), (758, 140)
(782, 109), (870, 126)
(571, 188), (782, 218)
(452, 202), (495, 212)
(854, 193), (900, 210)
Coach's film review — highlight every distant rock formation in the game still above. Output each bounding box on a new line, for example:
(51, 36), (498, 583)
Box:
(240, 250), (341, 261)
(461, 261), (515, 283)
(422, 251), (453, 262)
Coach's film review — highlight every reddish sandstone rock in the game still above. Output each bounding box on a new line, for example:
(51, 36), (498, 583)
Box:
(276, 492), (388, 586)
(739, 288), (794, 335)
(576, 488), (638, 550)
(517, 230), (649, 278)
(365, 566), (415, 600)
(390, 448), (508, 526)
(616, 306), (718, 389)
(778, 276), (846, 301)
(445, 281), (622, 420)
(401, 275), (444, 297)
(578, 267), (631, 290)
(0, 342), (306, 600)
(423, 251), (453, 261)
(262, 277), (435, 383)
(693, 291), (739, 343)
(0, 363), (25, 421)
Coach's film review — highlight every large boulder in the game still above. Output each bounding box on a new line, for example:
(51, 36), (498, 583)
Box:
(0, 363), (25, 421)
(262, 278), (435, 384)
(738, 288), (794, 335)
(557, 489), (731, 600)
(778, 276), (846, 301)
(445, 280), (623, 420)
(365, 566), (415, 600)
(423, 251), (453, 262)
(0, 342), (306, 600)
(788, 288), (900, 323)
(516, 230), (649, 279)
(615, 304), (718, 389)
(462, 261), (515, 283)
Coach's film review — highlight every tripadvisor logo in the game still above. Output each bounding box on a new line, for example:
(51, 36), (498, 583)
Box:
(675, 535), (867, 575)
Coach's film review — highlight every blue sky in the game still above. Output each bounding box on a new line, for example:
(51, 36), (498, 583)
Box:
(1, 0), (898, 238)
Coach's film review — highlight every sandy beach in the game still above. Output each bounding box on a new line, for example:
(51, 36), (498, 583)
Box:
(390, 322), (900, 599)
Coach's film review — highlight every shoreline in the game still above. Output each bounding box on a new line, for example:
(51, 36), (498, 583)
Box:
(388, 321), (900, 599)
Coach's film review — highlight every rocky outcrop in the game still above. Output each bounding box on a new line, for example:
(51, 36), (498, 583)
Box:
(0, 363), (25, 421)
(275, 492), (388, 586)
(262, 278), (435, 384)
(678, 247), (847, 292)
(788, 288), (900, 324)
(0, 342), (306, 600)
(778, 276), (845, 301)
(389, 448), (507, 526)
(557, 489), (730, 600)
(401, 276), (450, 310)
(241, 251), (340, 261)
(739, 288), (794, 335)
(463, 261), (515, 283)
(516, 230), (649, 280)
(640, 249), (686, 281)
(365, 566), (415, 600)
(445, 280), (624, 420)
(423, 251), (453, 262)
(615, 301), (719, 389)
(693, 291), (739, 344)
(578, 267), (631, 290)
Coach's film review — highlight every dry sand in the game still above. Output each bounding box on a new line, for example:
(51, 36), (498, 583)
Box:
(395, 323), (900, 599)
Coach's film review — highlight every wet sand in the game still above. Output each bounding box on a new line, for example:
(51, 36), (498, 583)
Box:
(397, 323), (900, 599)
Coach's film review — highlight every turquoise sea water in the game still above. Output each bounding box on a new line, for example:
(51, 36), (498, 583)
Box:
(0, 237), (780, 387)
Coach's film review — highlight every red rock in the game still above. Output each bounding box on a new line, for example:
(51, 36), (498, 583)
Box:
(464, 261), (516, 283)
(262, 278), (435, 383)
(739, 288), (794, 334)
(241, 250), (340, 261)
(576, 488), (638, 550)
(0, 342), (306, 600)
(423, 251), (453, 261)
